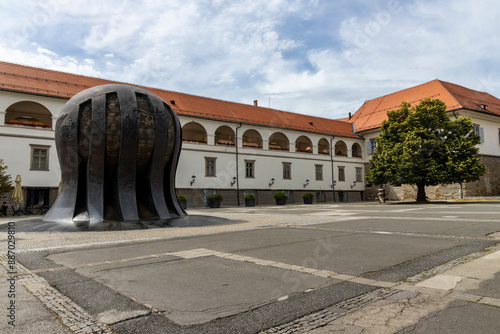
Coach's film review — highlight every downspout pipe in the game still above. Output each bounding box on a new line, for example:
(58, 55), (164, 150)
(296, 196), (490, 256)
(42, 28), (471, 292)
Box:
(330, 135), (336, 202)
(452, 110), (464, 198)
(235, 123), (243, 206)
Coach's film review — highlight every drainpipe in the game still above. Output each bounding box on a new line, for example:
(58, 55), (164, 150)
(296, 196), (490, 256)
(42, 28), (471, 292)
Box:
(330, 135), (336, 202)
(235, 123), (243, 206)
(453, 110), (464, 198)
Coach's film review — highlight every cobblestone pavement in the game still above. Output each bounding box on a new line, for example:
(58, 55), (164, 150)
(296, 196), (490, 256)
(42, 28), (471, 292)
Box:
(0, 255), (112, 334)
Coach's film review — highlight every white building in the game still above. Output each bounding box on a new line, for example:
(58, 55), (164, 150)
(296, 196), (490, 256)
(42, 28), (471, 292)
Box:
(2, 62), (498, 209)
(349, 79), (500, 200)
(0, 62), (365, 208)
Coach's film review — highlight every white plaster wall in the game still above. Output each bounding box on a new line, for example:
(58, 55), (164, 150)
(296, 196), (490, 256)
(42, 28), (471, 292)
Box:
(0, 135), (60, 186)
(459, 111), (500, 157)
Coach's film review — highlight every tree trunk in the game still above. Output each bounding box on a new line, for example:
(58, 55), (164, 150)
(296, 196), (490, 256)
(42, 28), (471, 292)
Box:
(416, 183), (427, 202)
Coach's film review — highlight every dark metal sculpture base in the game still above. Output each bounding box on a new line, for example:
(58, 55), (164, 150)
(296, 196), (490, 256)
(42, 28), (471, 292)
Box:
(44, 84), (186, 225)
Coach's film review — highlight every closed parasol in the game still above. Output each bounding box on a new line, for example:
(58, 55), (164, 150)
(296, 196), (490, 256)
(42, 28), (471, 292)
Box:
(11, 174), (23, 207)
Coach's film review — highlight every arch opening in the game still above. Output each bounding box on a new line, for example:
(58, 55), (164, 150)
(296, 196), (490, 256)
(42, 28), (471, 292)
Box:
(5, 101), (53, 129)
(334, 140), (347, 156)
(295, 135), (313, 153)
(182, 122), (207, 143)
(215, 125), (235, 146)
(242, 129), (263, 148)
(318, 138), (330, 155)
(268, 132), (289, 151)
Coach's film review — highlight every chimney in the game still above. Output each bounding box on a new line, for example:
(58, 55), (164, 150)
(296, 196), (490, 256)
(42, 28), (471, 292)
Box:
(348, 112), (352, 120)
(254, 100), (258, 107)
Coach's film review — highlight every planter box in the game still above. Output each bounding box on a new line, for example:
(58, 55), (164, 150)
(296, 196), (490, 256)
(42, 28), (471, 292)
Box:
(303, 198), (313, 204)
(208, 201), (221, 208)
(275, 198), (286, 205)
(245, 199), (256, 207)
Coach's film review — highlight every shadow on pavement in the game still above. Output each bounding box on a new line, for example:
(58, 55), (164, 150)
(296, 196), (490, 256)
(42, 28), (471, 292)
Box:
(0, 215), (238, 232)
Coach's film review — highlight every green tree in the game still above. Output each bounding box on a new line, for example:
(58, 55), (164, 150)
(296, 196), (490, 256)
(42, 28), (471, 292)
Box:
(0, 159), (12, 200)
(366, 99), (486, 202)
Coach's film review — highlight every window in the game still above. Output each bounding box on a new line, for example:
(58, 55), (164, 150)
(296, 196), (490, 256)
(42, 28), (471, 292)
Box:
(245, 160), (255, 178)
(283, 162), (291, 180)
(368, 139), (377, 154)
(205, 157), (216, 177)
(338, 166), (345, 182)
(474, 124), (484, 143)
(356, 167), (363, 182)
(352, 143), (362, 157)
(30, 145), (50, 171)
(315, 165), (323, 181)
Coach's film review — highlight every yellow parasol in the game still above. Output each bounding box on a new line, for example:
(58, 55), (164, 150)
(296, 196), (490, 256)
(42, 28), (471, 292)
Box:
(11, 174), (23, 207)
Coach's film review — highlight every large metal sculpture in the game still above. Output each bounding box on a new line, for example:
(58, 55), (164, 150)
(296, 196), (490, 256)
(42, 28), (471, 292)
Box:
(43, 84), (186, 225)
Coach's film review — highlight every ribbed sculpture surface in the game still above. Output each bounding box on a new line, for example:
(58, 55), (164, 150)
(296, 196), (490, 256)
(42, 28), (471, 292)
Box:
(43, 84), (185, 225)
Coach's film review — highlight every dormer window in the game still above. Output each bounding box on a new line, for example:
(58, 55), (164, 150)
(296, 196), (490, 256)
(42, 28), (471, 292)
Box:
(479, 104), (488, 110)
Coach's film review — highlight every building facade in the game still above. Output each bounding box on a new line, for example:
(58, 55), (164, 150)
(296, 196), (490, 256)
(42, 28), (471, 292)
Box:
(0, 62), (365, 209)
(350, 80), (500, 200)
(1, 63), (499, 209)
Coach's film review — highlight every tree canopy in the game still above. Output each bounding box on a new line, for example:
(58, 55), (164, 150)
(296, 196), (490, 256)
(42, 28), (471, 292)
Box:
(0, 159), (12, 200)
(366, 98), (486, 202)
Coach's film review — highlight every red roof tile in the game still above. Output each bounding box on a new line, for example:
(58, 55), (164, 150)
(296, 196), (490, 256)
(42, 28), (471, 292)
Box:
(0, 61), (358, 138)
(350, 79), (500, 132)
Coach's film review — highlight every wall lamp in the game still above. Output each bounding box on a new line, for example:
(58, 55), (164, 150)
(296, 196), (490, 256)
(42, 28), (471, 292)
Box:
(303, 179), (310, 188)
(269, 178), (275, 187)
(231, 176), (237, 186)
(330, 180), (337, 188)
(351, 180), (357, 188)
(190, 175), (196, 186)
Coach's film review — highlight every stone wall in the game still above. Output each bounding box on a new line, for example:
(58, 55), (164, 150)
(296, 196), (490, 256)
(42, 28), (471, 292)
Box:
(364, 155), (500, 201)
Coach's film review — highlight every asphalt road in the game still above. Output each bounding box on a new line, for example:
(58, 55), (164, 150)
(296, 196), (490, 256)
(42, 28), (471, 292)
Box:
(3, 201), (500, 333)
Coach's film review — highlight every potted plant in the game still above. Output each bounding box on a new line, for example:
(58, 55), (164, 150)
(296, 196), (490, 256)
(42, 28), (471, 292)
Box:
(207, 193), (223, 208)
(244, 194), (256, 207)
(273, 192), (287, 205)
(303, 192), (314, 204)
(177, 195), (187, 210)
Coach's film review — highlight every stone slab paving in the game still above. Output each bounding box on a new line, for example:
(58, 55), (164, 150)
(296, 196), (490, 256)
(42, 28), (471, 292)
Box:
(0, 202), (499, 333)
(0, 255), (112, 334)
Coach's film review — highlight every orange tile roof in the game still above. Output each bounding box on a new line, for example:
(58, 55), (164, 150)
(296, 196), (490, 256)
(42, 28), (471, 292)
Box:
(0, 61), (358, 138)
(350, 79), (500, 132)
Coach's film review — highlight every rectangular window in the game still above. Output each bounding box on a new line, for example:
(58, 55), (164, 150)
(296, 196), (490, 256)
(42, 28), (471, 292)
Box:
(30, 145), (50, 171)
(356, 167), (363, 182)
(205, 157), (216, 177)
(474, 124), (484, 143)
(368, 139), (377, 154)
(283, 162), (291, 180)
(315, 165), (323, 181)
(245, 160), (255, 178)
(338, 166), (345, 182)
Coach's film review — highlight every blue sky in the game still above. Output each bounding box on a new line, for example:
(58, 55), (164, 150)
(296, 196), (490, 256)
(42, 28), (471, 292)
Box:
(1, 0), (499, 119)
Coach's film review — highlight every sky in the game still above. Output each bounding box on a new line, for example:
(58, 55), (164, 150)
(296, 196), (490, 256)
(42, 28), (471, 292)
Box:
(1, 0), (499, 120)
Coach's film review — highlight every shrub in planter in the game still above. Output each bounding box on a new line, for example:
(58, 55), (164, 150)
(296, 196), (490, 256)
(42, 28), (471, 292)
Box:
(303, 192), (314, 204)
(244, 194), (256, 207)
(177, 195), (187, 210)
(207, 193), (223, 208)
(273, 192), (288, 205)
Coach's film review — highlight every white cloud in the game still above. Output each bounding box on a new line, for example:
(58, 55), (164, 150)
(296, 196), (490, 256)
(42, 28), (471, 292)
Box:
(0, 0), (500, 120)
